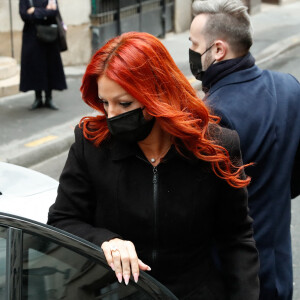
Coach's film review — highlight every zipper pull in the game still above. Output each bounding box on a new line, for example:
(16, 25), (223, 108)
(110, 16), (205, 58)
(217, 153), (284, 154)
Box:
(153, 166), (158, 183)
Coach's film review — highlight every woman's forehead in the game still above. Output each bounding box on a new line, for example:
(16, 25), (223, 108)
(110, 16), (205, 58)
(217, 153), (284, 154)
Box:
(97, 76), (132, 100)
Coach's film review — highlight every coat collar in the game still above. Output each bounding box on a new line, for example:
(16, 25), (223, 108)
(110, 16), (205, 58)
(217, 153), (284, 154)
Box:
(208, 64), (263, 96)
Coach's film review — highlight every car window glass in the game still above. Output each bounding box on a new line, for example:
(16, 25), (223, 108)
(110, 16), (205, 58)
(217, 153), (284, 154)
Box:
(22, 233), (154, 300)
(0, 226), (7, 299)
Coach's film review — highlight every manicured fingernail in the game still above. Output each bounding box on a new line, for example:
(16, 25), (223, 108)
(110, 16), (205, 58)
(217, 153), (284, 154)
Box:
(133, 273), (139, 283)
(124, 274), (130, 285)
(117, 273), (122, 283)
(110, 263), (115, 271)
(146, 266), (151, 271)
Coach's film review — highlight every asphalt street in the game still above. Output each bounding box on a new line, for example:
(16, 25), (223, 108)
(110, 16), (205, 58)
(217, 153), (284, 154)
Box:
(0, 77), (91, 145)
(260, 44), (300, 78)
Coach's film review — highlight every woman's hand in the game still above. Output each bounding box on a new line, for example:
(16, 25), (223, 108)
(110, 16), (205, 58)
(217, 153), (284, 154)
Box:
(27, 7), (35, 14)
(101, 238), (151, 285)
(46, 3), (57, 10)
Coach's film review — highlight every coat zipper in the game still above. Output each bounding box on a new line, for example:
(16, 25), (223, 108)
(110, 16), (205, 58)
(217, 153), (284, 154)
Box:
(152, 166), (158, 264)
(136, 155), (159, 265)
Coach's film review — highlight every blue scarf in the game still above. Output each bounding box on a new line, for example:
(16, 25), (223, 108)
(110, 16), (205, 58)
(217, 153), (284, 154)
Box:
(201, 52), (255, 93)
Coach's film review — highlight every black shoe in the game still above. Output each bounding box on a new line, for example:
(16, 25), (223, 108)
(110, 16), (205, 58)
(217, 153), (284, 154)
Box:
(30, 98), (43, 110)
(45, 97), (59, 110)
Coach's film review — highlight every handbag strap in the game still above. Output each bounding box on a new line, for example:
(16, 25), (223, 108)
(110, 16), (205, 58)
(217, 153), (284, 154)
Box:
(28, 0), (34, 7)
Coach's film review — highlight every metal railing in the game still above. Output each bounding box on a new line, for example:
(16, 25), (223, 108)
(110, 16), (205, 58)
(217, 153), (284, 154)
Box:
(90, 0), (174, 51)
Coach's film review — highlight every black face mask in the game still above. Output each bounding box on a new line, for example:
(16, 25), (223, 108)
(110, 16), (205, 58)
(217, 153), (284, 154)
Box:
(107, 107), (155, 143)
(189, 44), (214, 81)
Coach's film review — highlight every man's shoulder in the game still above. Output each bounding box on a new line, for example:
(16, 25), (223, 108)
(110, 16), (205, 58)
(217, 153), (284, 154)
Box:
(207, 66), (300, 103)
(209, 65), (299, 94)
(263, 69), (300, 86)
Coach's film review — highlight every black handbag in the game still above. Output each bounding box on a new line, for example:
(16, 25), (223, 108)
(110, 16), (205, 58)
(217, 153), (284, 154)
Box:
(36, 24), (58, 43)
(28, 0), (67, 49)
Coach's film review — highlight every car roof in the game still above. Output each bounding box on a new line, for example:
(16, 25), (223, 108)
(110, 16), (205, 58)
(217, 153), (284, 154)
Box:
(0, 162), (58, 223)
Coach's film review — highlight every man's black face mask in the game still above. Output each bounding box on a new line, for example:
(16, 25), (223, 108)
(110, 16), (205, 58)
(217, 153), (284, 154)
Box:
(189, 44), (214, 81)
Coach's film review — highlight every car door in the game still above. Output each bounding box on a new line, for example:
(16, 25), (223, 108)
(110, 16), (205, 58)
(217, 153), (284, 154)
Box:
(0, 213), (178, 300)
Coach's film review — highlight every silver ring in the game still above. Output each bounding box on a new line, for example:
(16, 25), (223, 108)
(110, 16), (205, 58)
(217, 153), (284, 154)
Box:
(110, 245), (118, 252)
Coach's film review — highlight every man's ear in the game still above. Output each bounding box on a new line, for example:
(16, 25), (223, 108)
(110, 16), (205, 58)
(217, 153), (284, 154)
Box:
(213, 40), (228, 61)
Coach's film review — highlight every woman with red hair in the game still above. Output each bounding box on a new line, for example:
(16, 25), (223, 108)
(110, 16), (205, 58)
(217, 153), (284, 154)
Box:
(48, 32), (259, 299)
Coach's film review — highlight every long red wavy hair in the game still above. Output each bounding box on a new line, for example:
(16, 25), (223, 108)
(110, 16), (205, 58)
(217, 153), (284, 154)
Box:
(80, 32), (251, 188)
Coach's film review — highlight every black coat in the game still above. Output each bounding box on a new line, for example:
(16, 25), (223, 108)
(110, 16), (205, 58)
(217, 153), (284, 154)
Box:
(48, 125), (259, 300)
(19, 0), (67, 92)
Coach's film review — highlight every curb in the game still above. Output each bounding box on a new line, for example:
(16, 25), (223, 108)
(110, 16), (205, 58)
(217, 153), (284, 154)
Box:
(6, 134), (74, 168)
(0, 119), (78, 168)
(256, 33), (300, 66)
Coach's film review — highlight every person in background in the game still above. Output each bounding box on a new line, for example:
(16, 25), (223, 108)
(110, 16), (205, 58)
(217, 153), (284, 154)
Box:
(48, 31), (259, 299)
(19, 0), (67, 110)
(189, 0), (300, 299)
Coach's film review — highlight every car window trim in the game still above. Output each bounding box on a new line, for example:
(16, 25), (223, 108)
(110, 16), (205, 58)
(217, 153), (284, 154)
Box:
(6, 227), (22, 300)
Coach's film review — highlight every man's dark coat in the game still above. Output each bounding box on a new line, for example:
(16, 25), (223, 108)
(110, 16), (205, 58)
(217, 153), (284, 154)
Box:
(19, 0), (67, 92)
(205, 63), (300, 300)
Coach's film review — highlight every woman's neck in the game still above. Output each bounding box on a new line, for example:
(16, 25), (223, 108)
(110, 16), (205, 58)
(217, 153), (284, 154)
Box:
(138, 121), (172, 166)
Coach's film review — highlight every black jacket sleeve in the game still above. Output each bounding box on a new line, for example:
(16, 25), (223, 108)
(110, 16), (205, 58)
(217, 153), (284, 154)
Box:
(47, 126), (121, 247)
(19, 0), (57, 23)
(213, 128), (260, 300)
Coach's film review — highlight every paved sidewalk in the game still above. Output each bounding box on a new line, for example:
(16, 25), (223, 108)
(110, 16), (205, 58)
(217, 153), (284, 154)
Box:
(1, 1), (300, 167)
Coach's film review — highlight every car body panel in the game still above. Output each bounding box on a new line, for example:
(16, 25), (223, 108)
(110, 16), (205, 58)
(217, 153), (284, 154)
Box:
(0, 162), (58, 222)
